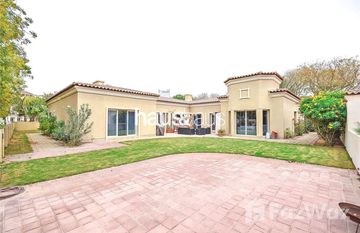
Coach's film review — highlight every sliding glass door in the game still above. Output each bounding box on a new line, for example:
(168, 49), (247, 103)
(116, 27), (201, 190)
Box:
(107, 109), (136, 137)
(236, 111), (256, 136)
(118, 110), (127, 136)
(108, 110), (117, 136)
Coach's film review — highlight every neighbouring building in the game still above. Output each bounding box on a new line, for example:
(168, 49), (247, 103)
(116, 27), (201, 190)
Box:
(47, 72), (300, 139)
(6, 90), (36, 123)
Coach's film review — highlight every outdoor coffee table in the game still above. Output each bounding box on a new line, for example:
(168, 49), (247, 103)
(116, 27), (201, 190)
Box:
(339, 202), (360, 233)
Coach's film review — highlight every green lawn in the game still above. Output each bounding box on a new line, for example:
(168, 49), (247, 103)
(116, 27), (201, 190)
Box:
(0, 137), (354, 187)
(4, 130), (37, 155)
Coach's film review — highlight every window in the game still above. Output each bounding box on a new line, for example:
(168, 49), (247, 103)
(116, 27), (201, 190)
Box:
(239, 88), (250, 99)
(236, 111), (256, 135)
(107, 109), (136, 136)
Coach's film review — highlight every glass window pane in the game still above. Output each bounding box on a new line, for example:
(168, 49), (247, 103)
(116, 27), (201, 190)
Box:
(118, 110), (127, 136)
(236, 111), (246, 135)
(263, 110), (268, 136)
(128, 111), (135, 135)
(246, 111), (257, 135)
(107, 109), (117, 136)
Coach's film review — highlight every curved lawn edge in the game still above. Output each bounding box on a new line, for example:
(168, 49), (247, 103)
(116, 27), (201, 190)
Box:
(0, 137), (354, 187)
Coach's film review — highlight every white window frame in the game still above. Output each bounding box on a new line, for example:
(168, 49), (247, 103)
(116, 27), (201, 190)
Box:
(105, 107), (139, 139)
(239, 88), (250, 99)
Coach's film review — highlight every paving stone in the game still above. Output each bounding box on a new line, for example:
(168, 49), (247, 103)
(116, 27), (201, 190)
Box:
(1, 153), (359, 233)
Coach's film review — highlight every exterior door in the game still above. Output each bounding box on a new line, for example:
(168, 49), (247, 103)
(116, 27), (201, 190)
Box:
(236, 111), (256, 135)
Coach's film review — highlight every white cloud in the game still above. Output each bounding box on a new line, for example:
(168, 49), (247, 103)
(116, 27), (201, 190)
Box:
(20, 0), (360, 96)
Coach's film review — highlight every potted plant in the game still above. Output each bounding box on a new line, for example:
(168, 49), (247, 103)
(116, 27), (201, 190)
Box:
(166, 126), (175, 133)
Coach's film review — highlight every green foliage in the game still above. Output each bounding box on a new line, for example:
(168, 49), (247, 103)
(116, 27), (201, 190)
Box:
(304, 117), (314, 132)
(39, 105), (93, 146)
(50, 120), (65, 141)
(0, 137), (353, 187)
(0, 0), (36, 118)
(22, 96), (48, 120)
(4, 130), (34, 155)
(61, 104), (93, 146)
(300, 91), (346, 146)
(39, 111), (57, 136)
(294, 120), (306, 136)
(0, 118), (4, 129)
(284, 128), (294, 139)
(173, 94), (185, 100)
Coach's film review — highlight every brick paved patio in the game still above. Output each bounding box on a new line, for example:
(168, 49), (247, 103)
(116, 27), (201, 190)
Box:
(1, 153), (359, 233)
(5, 133), (124, 162)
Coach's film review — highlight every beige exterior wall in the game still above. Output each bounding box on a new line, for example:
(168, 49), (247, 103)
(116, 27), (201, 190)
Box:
(189, 104), (221, 128)
(224, 76), (299, 138)
(15, 122), (40, 131)
(47, 74), (299, 140)
(156, 102), (189, 114)
(48, 88), (78, 122)
(76, 87), (158, 139)
(268, 94), (299, 138)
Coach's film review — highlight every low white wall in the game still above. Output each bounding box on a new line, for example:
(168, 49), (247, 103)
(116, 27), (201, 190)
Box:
(345, 94), (360, 173)
(345, 130), (360, 172)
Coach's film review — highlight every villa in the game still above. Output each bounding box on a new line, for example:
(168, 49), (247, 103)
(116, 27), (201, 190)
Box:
(47, 72), (300, 139)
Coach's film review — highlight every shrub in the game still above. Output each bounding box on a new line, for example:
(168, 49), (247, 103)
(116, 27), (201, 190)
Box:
(39, 111), (57, 136)
(50, 120), (65, 141)
(62, 104), (93, 146)
(0, 118), (4, 129)
(284, 128), (294, 139)
(304, 117), (314, 133)
(300, 91), (346, 146)
(294, 120), (306, 136)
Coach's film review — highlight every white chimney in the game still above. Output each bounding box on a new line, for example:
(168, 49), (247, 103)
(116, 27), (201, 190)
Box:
(93, 80), (105, 85)
(184, 94), (193, 101)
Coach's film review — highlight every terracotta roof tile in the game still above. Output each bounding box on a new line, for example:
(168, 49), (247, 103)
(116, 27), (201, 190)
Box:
(47, 82), (159, 102)
(224, 72), (283, 84)
(346, 90), (360, 95)
(74, 82), (159, 97)
(157, 97), (220, 105)
(269, 88), (300, 100)
(217, 95), (228, 99)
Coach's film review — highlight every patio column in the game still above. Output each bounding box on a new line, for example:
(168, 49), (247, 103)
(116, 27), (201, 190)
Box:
(256, 109), (263, 137)
(229, 110), (235, 135)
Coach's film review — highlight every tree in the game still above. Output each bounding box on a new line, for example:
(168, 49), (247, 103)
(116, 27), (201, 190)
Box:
(193, 93), (219, 100)
(173, 94), (185, 100)
(22, 96), (47, 121)
(282, 57), (360, 96)
(0, 0), (36, 119)
(42, 92), (55, 100)
(300, 91), (346, 146)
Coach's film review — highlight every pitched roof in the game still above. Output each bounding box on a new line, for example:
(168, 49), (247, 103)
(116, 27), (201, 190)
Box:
(190, 98), (219, 104)
(157, 97), (188, 104)
(47, 82), (159, 102)
(269, 88), (300, 100)
(157, 97), (220, 105)
(224, 72), (284, 84)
